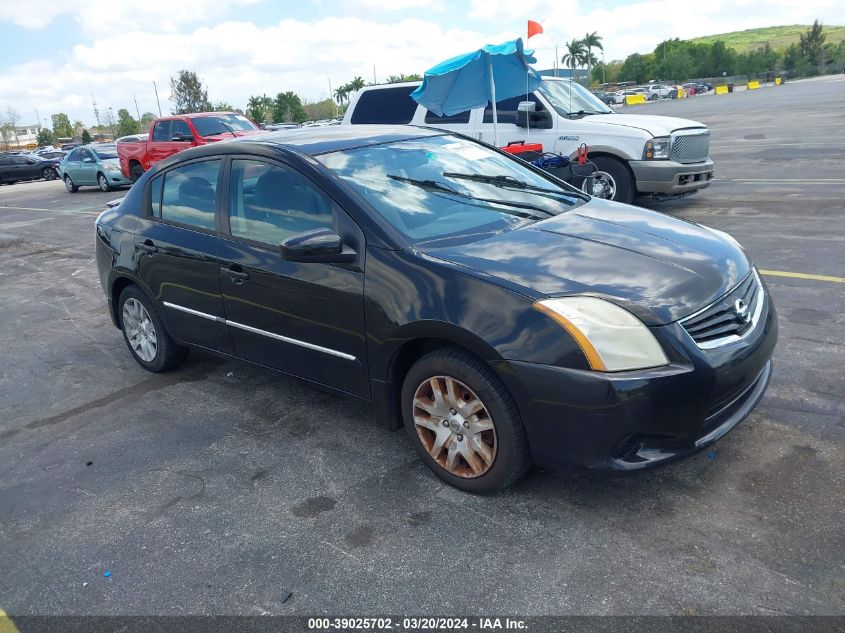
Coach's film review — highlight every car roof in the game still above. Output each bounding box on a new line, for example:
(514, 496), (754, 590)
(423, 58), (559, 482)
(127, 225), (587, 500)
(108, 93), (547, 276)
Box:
(232, 125), (445, 156)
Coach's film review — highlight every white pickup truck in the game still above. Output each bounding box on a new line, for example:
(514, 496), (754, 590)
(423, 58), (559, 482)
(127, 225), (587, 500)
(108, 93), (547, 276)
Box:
(341, 77), (714, 203)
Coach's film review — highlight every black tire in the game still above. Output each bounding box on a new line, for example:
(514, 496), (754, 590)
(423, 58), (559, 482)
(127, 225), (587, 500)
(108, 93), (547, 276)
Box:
(650, 93), (658, 101)
(584, 155), (634, 204)
(64, 175), (78, 193)
(41, 167), (56, 181)
(117, 285), (189, 372)
(97, 172), (111, 192)
(129, 163), (144, 182)
(401, 347), (531, 493)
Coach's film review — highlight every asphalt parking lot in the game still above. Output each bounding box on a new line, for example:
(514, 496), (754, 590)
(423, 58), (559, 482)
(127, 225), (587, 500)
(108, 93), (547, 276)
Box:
(0, 76), (843, 619)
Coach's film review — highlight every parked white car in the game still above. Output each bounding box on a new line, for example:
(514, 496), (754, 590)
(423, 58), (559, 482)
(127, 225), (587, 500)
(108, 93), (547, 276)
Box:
(644, 83), (673, 100)
(342, 78), (714, 203)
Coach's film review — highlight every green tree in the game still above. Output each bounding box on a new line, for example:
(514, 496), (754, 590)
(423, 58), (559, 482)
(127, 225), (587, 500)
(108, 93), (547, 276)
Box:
(348, 76), (366, 91)
(170, 69), (211, 114)
(81, 129), (92, 144)
(273, 91), (307, 123)
(51, 113), (73, 138)
(246, 95), (274, 122)
(36, 128), (54, 146)
(799, 19), (826, 67)
(140, 112), (156, 131)
(386, 73), (422, 83)
(333, 85), (349, 105)
(619, 53), (652, 83)
(116, 108), (140, 137)
(582, 32), (603, 84)
(210, 100), (236, 112)
(562, 39), (586, 74)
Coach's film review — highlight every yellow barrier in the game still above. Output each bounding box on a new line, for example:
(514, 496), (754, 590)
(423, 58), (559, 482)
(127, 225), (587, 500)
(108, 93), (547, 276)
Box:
(715, 85), (728, 95)
(625, 94), (646, 105)
(747, 80), (760, 90)
(775, 77), (782, 85)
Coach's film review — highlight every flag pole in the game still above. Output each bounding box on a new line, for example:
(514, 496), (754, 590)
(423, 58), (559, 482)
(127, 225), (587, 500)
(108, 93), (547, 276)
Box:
(488, 58), (498, 147)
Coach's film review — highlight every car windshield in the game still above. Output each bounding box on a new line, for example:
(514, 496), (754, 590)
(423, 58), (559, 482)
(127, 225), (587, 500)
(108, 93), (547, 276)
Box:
(191, 114), (258, 137)
(539, 80), (613, 116)
(317, 135), (584, 246)
(94, 145), (118, 159)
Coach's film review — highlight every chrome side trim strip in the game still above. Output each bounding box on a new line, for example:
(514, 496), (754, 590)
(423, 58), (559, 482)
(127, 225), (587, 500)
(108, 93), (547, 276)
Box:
(161, 301), (356, 362)
(162, 301), (225, 323)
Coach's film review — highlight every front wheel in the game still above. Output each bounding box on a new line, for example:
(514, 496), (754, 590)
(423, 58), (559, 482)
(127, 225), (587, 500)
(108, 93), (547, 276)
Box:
(97, 173), (111, 192)
(401, 348), (531, 493)
(64, 175), (78, 193)
(581, 156), (634, 204)
(118, 285), (189, 372)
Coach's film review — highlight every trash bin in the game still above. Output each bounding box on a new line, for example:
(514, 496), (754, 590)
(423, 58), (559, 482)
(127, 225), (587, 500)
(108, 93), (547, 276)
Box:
(727, 83), (735, 93)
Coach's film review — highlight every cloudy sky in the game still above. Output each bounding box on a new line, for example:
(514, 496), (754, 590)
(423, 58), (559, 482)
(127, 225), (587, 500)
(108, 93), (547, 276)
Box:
(1, 0), (842, 126)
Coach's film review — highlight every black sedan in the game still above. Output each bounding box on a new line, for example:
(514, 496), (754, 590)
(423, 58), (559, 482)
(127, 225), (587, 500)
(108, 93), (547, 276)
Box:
(0, 153), (61, 184)
(94, 126), (776, 492)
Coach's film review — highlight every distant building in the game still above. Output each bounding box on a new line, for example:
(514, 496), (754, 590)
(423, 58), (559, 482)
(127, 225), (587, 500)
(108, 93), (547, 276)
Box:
(2, 124), (41, 149)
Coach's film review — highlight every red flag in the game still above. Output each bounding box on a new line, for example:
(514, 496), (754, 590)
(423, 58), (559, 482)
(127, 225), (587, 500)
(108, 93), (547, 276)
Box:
(527, 20), (543, 39)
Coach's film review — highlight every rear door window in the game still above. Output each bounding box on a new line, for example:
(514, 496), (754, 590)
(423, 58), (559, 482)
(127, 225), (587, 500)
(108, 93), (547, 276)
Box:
(152, 120), (172, 142)
(159, 160), (220, 230)
(350, 87), (417, 124)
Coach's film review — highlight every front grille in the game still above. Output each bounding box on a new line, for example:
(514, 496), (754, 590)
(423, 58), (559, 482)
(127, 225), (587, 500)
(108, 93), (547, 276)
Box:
(681, 271), (763, 348)
(671, 129), (710, 164)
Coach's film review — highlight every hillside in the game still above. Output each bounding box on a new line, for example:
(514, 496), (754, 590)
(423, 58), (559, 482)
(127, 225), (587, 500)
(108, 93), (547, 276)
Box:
(688, 24), (845, 53)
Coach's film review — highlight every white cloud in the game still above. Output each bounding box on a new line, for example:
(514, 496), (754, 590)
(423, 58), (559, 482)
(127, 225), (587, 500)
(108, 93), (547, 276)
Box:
(1, 1), (844, 126)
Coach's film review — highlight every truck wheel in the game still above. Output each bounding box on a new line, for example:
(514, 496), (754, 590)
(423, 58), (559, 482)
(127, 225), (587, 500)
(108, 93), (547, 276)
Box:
(129, 163), (144, 182)
(582, 156), (634, 204)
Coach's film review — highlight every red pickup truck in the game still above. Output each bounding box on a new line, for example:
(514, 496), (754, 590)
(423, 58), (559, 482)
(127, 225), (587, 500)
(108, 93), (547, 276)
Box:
(118, 112), (264, 181)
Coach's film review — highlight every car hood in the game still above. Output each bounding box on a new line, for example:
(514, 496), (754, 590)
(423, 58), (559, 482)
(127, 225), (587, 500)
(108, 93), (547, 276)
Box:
(425, 198), (750, 325)
(593, 113), (706, 137)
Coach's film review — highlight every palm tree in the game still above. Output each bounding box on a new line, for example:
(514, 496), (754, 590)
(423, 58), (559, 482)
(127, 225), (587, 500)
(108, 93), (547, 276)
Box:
(582, 32), (604, 85)
(333, 86), (348, 105)
(562, 39), (587, 78)
(349, 76), (366, 91)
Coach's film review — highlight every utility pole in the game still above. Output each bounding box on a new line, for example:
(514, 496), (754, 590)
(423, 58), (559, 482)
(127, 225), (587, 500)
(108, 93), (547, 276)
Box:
(133, 94), (142, 129)
(153, 81), (162, 117)
(373, 65), (377, 84)
(35, 108), (41, 133)
(328, 77), (337, 117)
(91, 93), (101, 128)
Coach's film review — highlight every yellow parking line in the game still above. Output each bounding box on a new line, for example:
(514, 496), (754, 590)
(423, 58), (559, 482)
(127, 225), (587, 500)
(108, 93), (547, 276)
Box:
(0, 609), (21, 633)
(759, 269), (845, 283)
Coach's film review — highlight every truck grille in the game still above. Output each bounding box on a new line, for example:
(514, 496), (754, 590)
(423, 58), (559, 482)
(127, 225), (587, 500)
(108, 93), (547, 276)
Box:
(681, 271), (763, 348)
(671, 129), (710, 164)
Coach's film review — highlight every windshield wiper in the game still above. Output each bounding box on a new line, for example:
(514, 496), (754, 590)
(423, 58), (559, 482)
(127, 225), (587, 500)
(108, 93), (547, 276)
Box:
(441, 172), (586, 204)
(387, 174), (554, 219)
(566, 109), (609, 117)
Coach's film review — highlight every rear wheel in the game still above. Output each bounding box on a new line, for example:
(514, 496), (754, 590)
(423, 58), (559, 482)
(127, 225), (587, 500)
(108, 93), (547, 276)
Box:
(129, 163), (144, 182)
(97, 173), (111, 191)
(402, 348), (531, 493)
(582, 155), (634, 204)
(118, 285), (188, 372)
(64, 175), (78, 193)
(41, 167), (57, 180)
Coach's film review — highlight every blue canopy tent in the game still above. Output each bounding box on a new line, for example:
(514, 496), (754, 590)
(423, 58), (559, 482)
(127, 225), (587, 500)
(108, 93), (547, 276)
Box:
(411, 38), (542, 146)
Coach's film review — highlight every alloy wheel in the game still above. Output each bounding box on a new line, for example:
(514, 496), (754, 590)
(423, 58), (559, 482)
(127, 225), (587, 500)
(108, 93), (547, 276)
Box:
(122, 298), (158, 362)
(412, 376), (497, 478)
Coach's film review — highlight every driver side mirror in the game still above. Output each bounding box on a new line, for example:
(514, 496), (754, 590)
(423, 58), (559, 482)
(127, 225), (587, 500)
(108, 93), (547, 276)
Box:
(82, 157), (93, 163)
(515, 109), (553, 129)
(280, 228), (357, 263)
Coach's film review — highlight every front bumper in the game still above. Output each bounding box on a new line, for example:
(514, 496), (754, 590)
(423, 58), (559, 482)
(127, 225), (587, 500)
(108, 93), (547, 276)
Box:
(491, 289), (777, 471)
(629, 158), (714, 194)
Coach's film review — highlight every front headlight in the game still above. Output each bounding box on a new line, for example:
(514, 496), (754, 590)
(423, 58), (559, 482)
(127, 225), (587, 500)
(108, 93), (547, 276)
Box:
(533, 297), (669, 372)
(104, 162), (119, 171)
(643, 136), (671, 160)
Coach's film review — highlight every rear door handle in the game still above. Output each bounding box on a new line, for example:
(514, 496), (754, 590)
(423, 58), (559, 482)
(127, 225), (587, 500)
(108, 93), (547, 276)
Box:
(138, 239), (158, 255)
(221, 265), (249, 284)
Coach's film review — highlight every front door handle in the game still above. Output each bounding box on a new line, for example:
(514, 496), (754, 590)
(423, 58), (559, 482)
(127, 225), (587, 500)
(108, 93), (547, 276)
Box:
(221, 265), (249, 284)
